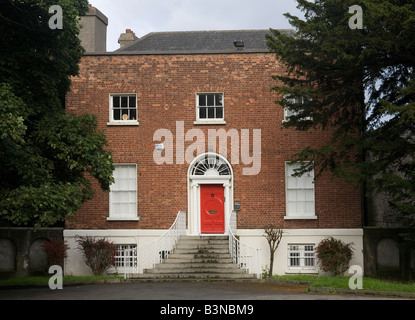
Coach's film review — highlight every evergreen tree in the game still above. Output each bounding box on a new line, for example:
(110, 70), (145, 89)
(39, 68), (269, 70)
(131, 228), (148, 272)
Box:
(267, 0), (415, 245)
(0, 0), (114, 228)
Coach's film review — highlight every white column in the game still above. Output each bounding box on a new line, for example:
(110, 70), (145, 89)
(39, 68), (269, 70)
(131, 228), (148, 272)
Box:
(191, 182), (199, 236)
(223, 182), (230, 235)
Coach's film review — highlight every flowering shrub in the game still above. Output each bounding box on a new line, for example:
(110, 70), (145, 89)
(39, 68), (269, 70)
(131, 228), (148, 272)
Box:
(76, 236), (118, 275)
(315, 237), (354, 276)
(43, 238), (69, 268)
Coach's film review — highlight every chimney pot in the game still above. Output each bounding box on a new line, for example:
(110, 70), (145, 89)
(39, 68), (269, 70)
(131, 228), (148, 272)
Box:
(118, 29), (138, 48)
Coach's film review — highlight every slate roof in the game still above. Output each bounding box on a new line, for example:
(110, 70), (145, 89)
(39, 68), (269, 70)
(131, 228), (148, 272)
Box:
(115, 29), (294, 54)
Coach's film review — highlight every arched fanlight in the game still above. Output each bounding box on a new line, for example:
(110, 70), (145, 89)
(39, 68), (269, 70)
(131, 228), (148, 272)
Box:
(191, 154), (231, 176)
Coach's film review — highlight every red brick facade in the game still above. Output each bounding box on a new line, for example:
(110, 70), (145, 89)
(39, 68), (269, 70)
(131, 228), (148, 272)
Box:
(65, 52), (362, 231)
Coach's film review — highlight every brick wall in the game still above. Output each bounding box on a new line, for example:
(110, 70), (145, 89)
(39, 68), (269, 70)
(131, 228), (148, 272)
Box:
(65, 53), (362, 230)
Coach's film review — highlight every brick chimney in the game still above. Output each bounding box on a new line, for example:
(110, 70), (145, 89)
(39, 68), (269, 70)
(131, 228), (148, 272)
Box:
(118, 29), (139, 48)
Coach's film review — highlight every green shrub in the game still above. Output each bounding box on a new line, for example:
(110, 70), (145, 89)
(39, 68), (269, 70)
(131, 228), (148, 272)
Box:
(315, 237), (354, 276)
(76, 236), (117, 275)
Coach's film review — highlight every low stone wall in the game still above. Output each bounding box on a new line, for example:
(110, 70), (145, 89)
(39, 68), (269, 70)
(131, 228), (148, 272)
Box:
(364, 227), (415, 280)
(0, 228), (63, 278)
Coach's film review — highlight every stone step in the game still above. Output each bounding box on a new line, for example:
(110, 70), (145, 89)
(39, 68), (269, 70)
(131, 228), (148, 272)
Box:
(167, 253), (232, 260)
(155, 262), (239, 269)
(180, 235), (229, 241)
(131, 273), (256, 280)
(137, 235), (257, 281)
(173, 248), (229, 254)
(144, 267), (247, 274)
(175, 243), (229, 249)
(177, 239), (229, 245)
(162, 257), (234, 264)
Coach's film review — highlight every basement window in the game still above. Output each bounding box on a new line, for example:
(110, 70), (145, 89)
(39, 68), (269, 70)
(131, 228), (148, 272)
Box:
(287, 244), (317, 273)
(115, 244), (137, 269)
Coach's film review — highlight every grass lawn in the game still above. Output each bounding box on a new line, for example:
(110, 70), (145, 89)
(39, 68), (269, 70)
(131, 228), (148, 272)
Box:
(0, 275), (123, 287)
(272, 274), (415, 293)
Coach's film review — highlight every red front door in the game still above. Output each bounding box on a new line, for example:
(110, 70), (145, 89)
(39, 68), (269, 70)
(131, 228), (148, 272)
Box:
(200, 184), (225, 234)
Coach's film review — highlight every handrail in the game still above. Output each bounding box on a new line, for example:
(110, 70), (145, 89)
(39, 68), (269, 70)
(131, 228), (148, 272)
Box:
(228, 210), (261, 279)
(122, 210), (186, 277)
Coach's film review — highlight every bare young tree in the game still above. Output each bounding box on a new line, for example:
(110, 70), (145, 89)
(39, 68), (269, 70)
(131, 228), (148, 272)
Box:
(263, 224), (283, 277)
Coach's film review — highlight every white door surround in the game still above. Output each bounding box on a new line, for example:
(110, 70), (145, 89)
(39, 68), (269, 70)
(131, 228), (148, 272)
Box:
(187, 153), (233, 236)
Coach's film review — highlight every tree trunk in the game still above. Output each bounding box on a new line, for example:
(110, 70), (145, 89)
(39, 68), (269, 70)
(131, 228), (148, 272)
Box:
(269, 248), (274, 277)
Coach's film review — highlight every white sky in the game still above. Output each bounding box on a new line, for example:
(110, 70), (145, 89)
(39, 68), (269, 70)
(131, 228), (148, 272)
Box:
(88, 0), (303, 51)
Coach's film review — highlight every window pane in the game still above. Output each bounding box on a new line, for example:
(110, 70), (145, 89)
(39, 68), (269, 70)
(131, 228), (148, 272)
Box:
(121, 96), (128, 108)
(119, 203), (129, 214)
(129, 178), (136, 190)
(215, 94), (223, 106)
(129, 191), (136, 202)
(305, 190), (314, 201)
(287, 202), (296, 214)
(297, 202), (306, 214)
(113, 96), (120, 108)
(296, 190), (306, 201)
(112, 168), (136, 189)
(129, 96), (136, 108)
(304, 173), (314, 188)
(113, 109), (121, 120)
(111, 203), (121, 214)
(208, 107), (215, 118)
(290, 258), (300, 266)
(199, 107), (207, 119)
(119, 192), (129, 203)
(216, 107), (223, 119)
(297, 176), (307, 189)
(121, 109), (129, 120)
(129, 202), (136, 215)
(287, 176), (297, 189)
(287, 190), (296, 202)
(207, 94), (214, 106)
(285, 108), (296, 118)
(130, 109), (137, 120)
(306, 201), (315, 214)
(199, 95), (206, 106)
(286, 163), (298, 176)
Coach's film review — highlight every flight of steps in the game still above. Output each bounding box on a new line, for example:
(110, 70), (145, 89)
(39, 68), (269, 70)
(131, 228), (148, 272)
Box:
(131, 236), (256, 281)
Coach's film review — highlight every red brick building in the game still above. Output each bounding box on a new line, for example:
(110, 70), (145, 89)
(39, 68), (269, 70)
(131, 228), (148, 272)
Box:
(64, 27), (363, 276)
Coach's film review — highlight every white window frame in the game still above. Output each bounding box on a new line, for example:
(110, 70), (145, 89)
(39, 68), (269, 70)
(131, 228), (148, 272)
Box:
(108, 164), (139, 221)
(108, 93), (139, 126)
(107, 244), (137, 274)
(287, 244), (317, 273)
(284, 162), (317, 220)
(283, 96), (313, 122)
(115, 244), (137, 271)
(194, 92), (226, 125)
